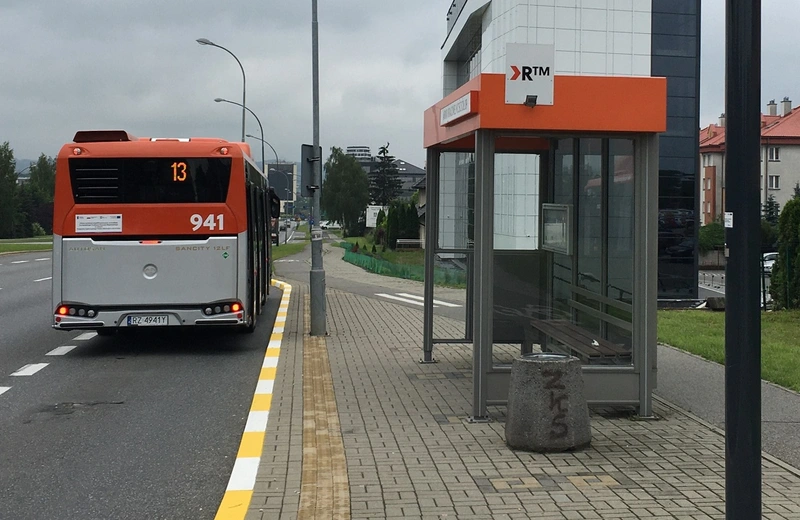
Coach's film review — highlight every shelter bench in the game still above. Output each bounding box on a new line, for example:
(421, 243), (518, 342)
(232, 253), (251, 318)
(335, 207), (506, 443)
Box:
(523, 318), (631, 364)
(395, 239), (422, 250)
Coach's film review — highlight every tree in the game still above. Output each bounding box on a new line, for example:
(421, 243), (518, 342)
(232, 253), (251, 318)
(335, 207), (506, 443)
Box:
(369, 143), (402, 205)
(770, 198), (800, 309)
(762, 194), (780, 225)
(320, 147), (370, 237)
(376, 208), (386, 228)
(28, 153), (56, 200)
(794, 182), (800, 199)
(386, 201), (401, 249)
(0, 142), (18, 238)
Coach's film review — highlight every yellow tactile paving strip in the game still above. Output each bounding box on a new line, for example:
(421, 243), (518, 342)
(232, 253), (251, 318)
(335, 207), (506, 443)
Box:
(298, 294), (351, 520)
(214, 280), (291, 520)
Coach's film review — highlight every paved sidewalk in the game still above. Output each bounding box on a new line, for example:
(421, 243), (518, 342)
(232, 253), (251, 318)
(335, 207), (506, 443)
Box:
(243, 247), (800, 519)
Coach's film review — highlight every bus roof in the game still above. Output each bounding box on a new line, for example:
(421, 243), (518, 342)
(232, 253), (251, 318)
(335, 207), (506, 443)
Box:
(65, 130), (255, 160)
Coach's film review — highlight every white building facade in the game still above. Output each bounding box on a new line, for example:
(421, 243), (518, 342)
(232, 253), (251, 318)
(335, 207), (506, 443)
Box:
(440, 0), (700, 297)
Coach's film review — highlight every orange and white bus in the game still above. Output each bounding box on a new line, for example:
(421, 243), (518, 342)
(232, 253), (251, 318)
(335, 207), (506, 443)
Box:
(52, 130), (271, 334)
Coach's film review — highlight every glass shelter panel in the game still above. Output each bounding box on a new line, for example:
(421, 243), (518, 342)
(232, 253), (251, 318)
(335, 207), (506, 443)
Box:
(438, 152), (474, 251)
(493, 153), (541, 250)
(432, 152), (472, 342)
(545, 138), (634, 367)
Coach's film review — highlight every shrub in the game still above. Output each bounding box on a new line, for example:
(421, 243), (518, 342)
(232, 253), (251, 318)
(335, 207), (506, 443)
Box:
(698, 222), (724, 254)
(31, 222), (47, 237)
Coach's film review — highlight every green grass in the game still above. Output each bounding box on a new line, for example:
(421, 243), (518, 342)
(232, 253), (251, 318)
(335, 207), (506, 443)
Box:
(0, 236), (53, 243)
(0, 243), (53, 253)
(658, 309), (800, 392)
(272, 241), (308, 260)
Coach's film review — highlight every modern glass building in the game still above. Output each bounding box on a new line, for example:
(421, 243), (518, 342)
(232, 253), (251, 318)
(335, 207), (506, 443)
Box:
(441, 0), (700, 299)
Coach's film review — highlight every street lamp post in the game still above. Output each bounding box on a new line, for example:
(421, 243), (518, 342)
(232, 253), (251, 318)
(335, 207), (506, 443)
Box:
(215, 98), (264, 173)
(310, 0), (327, 335)
(247, 134), (280, 168)
(197, 38), (246, 141)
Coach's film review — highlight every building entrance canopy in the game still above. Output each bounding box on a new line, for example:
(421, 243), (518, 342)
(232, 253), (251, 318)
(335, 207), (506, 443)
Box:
(421, 73), (666, 418)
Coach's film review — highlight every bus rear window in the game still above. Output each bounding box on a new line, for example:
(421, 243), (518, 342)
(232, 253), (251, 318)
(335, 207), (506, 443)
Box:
(69, 158), (231, 204)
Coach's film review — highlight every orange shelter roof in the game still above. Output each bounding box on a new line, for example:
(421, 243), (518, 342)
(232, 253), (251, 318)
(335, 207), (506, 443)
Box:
(424, 73), (667, 149)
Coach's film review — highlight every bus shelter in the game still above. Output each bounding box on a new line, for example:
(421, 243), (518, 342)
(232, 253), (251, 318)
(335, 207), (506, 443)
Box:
(422, 73), (666, 419)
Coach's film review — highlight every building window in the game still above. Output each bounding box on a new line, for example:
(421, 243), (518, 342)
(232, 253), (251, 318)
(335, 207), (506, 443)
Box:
(769, 147), (781, 161)
(769, 174), (780, 189)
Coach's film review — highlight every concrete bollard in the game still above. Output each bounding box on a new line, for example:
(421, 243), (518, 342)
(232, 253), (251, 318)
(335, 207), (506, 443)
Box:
(505, 353), (591, 452)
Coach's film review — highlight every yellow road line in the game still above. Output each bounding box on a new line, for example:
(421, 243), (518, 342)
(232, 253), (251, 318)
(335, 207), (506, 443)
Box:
(214, 279), (291, 520)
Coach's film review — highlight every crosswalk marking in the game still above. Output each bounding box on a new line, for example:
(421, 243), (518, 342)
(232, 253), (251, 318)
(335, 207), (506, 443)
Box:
(34, 277), (52, 283)
(47, 346), (77, 356)
(35, 258), (50, 262)
(376, 293), (427, 307)
(0, 387), (10, 396)
(11, 363), (49, 376)
(11, 260), (29, 264)
(397, 293), (462, 308)
(74, 332), (97, 341)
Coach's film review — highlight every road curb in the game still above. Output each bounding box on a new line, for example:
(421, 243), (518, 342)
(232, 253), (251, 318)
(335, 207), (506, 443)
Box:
(214, 279), (291, 520)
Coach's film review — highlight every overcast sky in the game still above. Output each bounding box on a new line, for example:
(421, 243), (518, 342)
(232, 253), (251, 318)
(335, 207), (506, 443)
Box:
(0, 1), (797, 167)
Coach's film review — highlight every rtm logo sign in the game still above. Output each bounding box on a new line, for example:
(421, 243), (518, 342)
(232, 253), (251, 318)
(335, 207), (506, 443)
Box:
(509, 65), (551, 81)
(505, 43), (555, 105)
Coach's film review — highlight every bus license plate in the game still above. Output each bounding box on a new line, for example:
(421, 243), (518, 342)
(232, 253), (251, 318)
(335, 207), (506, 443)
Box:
(126, 315), (169, 326)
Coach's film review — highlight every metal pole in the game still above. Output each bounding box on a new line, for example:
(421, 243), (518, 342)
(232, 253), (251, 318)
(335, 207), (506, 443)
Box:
(422, 148), (439, 363)
(310, 0), (326, 335)
(724, 0), (761, 517)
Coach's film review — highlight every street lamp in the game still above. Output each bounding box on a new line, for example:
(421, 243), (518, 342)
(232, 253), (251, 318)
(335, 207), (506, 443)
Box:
(14, 164), (32, 185)
(269, 167), (293, 200)
(197, 38), (246, 141)
(246, 134), (279, 167)
(215, 98), (264, 172)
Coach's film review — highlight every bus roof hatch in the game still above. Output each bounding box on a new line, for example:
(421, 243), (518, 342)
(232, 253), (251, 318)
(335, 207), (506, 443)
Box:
(73, 130), (137, 143)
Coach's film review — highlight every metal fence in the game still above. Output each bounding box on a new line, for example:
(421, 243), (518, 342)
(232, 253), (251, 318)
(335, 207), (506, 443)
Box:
(341, 245), (466, 287)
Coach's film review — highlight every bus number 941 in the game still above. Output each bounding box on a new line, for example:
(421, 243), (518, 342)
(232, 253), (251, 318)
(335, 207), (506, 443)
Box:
(190, 214), (224, 231)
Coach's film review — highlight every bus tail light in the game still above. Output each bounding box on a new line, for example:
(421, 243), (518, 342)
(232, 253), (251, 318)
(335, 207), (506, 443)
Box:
(140, 240), (161, 245)
(203, 301), (243, 316)
(55, 304), (97, 319)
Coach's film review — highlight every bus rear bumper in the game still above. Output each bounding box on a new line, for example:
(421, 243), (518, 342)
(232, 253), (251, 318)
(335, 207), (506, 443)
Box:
(53, 307), (248, 330)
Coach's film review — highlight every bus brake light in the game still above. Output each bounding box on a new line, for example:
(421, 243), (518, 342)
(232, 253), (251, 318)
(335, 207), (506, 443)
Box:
(140, 240), (161, 245)
(231, 303), (241, 312)
(58, 306), (68, 315)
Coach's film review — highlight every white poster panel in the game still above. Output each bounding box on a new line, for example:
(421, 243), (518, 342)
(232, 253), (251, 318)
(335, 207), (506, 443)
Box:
(505, 43), (555, 105)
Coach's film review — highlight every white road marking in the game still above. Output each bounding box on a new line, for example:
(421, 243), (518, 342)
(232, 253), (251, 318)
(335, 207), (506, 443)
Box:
(244, 411), (270, 432)
(226, 457), (260, 491)
(255, 380), (274, 394)
(376, 293), (433, 307)
(397, 292), (462, 308)
(74, 332), (97, 341)
(0, 387), (10, 396)
(262, 357), (279, 368)
(47, 345), (77, 356)
(11, 363), (49, 376)
(35, 258), (50, 262)
(11, 260), (29, 264)
(34, 277), (52, 282)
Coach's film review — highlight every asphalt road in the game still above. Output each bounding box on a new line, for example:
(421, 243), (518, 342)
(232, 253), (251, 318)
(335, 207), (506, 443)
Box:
(0, 250), (280, 520)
